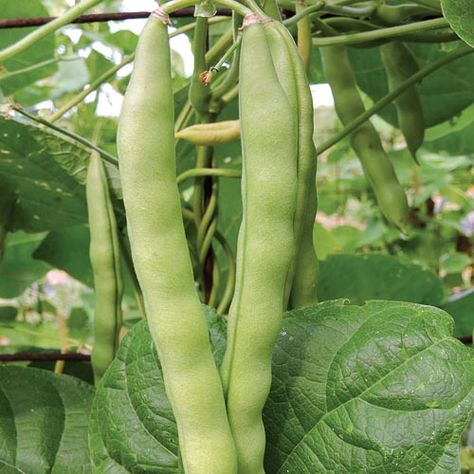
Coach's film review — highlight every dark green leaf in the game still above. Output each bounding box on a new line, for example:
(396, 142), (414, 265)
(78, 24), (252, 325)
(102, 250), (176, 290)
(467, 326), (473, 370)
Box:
(264, 300), (474, 473)
(89, 301), (473, 473)
(442, 288), (474, 338)
(0, 366), (94, 473)
(0, 231), (49, 298)
(318, 253), (444, 305)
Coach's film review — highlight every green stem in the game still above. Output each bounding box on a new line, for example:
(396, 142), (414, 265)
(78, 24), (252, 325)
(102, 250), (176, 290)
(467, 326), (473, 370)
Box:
(313, 17), (449, 46)
(208, 253), (221, 308)
(211, 36), (241, 75)
(181, 207), (236, 315)
(12, 106), (118, 166)
(197, 180), (218, 250)
(50, 54), (134, 122)
(282, 2), (324, 28)
(323, 4), (376, 18)
(175, 100), (194, 133)
(317, 44), (474, 154)
(177, 167), (241, 185)
(0, 56), (77, 82)
(162, 0), (251, 17)
(51, 19), (228, 123)
(0, 0), (106, 64)
(117, 232), (145, 318)
(215, 231), (236, 315)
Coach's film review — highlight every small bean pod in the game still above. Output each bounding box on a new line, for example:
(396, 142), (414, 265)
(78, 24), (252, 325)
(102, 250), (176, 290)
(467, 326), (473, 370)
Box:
(86, 152), (123, 384)
(321, 45), (409, 230)
(175, 119), (240, 145)
(381, 41), (425, 161)
(117, 11), (237, 474)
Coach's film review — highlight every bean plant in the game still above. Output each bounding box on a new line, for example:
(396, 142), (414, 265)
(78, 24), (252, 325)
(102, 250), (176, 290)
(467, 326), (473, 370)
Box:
(0, 0), (472, 473)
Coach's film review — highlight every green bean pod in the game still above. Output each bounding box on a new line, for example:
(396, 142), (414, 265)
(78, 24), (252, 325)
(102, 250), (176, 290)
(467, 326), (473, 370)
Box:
(375, 3), (436, 25)
(321, 45), (409, 230)
(117, 11), (237, 474)
(381, 41), (425, 161)
(86, 152), (123, 384)
(175, 119), (240, 145)
(189, 17), (211, 118)
(220, 15), (298, 474)
(264, 20), (319, 309)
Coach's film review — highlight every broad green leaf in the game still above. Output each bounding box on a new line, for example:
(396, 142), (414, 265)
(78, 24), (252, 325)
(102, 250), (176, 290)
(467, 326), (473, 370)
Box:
(442, 288), (474, 338)
(0, 231), (49, 298)
(0, 116), (86, 232)
(0, 1), (56, 96)
(264, 300), (474, 473)
(89, 301), (473, 473)
(442, 0), (474, 47)
(425, 103), (474, 154)
(318, 254), (444, 305)
(33, 225), (94, 288)
(0, 366), (94, 473)
(0, 115), (121, 233)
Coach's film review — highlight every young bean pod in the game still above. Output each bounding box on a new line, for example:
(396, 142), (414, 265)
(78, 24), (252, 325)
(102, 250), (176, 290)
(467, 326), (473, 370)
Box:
(86, 152), (123, 384)
(117, 11), (237, 474)
(220, 14), (298, 474)
(321, 45), (409, 230)
(381, 41), (425, 161)
(175, 119), (240, 145)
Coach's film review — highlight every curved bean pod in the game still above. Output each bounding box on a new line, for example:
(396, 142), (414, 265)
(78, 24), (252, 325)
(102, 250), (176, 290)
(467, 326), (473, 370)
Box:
(220, 15), (298, 474)
(175, 119), (241, 145)
(381, 41), (425, 161)
(321, 45), (409, 230)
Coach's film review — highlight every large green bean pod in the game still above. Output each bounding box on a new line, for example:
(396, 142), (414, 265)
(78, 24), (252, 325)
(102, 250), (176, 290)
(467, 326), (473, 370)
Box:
(220, 15), (298, 474)
(117, 11), (237, 474)
(381, 41), (425, 161)
(86, 152), (123, 384)
(321, 45), (409, 230)
(264, 21), (319, 309)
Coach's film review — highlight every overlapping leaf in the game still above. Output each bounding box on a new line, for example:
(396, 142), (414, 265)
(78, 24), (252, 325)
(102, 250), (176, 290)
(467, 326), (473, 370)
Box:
(0, 366), (94, 473)
(89, 301), (473, 473)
